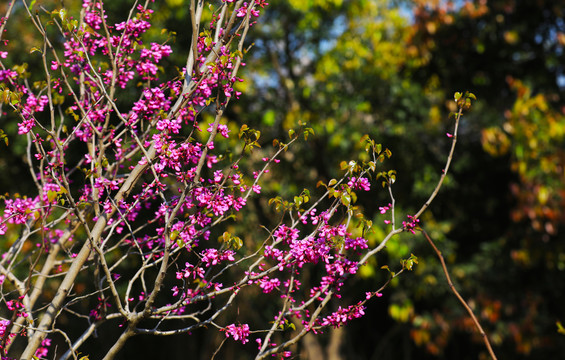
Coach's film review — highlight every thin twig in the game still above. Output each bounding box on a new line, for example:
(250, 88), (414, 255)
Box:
(421, 229), (497, 360)
(414, 106), (462, 220)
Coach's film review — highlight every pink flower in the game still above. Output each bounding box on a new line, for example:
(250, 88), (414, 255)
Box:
(0, 69), (18, 81)
(0, 319), (10, 337)
(347, 177), (371, 191)
(217, 124), (231, 138)
(224, 323), (250, 344)
(201, 248), (220, 266)
(258, 276), (280, 293)
(402, 215), (420, 234)
(320, 304), (366, 328)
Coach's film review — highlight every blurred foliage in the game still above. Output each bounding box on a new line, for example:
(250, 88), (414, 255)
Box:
(2, 0), (565, 359)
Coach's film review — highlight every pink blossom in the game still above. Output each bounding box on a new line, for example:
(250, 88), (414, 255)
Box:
(379, 204), (391, 214)
(258, 276), (280, 293)
(344, 237), (368, 250)
(207, 123), (231, 138)
(0, 319), (10, 337)
(0, 69), (18, 81)
(320, 304), (366, 328)
(201, 248), (220, 266)
(224, 323), (250, 344)
(347, 177), (371, 191)
(402, 215), (420, 234)
(3, 197), (40, 225)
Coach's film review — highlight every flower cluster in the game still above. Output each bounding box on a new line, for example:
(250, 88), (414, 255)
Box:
(347, 176), (371, 191)
(1, 196), (40, 228)
(318, 303), (366, 329)
(201, 248), (236, 267)
(223, 323), (251, 344)
(0, 319), (10, 337)
(403, 215), (420, 234)
(6, 299), (29, 319)
(34, 338), (51, 359)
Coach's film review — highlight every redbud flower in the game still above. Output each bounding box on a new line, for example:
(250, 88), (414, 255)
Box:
(224, 323), (250, 344)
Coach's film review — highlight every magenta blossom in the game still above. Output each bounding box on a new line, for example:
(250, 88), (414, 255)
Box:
(224, 323), (251, 344)
(347, 177), (371, 191)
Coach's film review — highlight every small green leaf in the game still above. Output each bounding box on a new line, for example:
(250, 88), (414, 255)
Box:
(557, 321), (565, 335)
(47, 191), (58, 203)
(341, 193), (351, 207)
(0, 129), (8, 146)
(10, 92), (21, 105)
(59, 8), (67, 21)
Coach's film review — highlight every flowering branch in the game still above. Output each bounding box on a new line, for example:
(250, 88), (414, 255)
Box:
(0, 0), (479, 359)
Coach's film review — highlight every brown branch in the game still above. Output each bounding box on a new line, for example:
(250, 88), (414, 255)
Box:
(421, 229), (497, 360)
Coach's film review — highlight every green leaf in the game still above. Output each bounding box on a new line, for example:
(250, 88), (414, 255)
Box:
(401, 253), (418, 271)
(47, 190), (58, 203)
(557, 321), (565, 335)
(341, 193), (351, 206)
(10, 92), (21, 105)
(0, 129), (8, 146)
(58, 8), (67, 22)
(239, 124), (249, 138)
